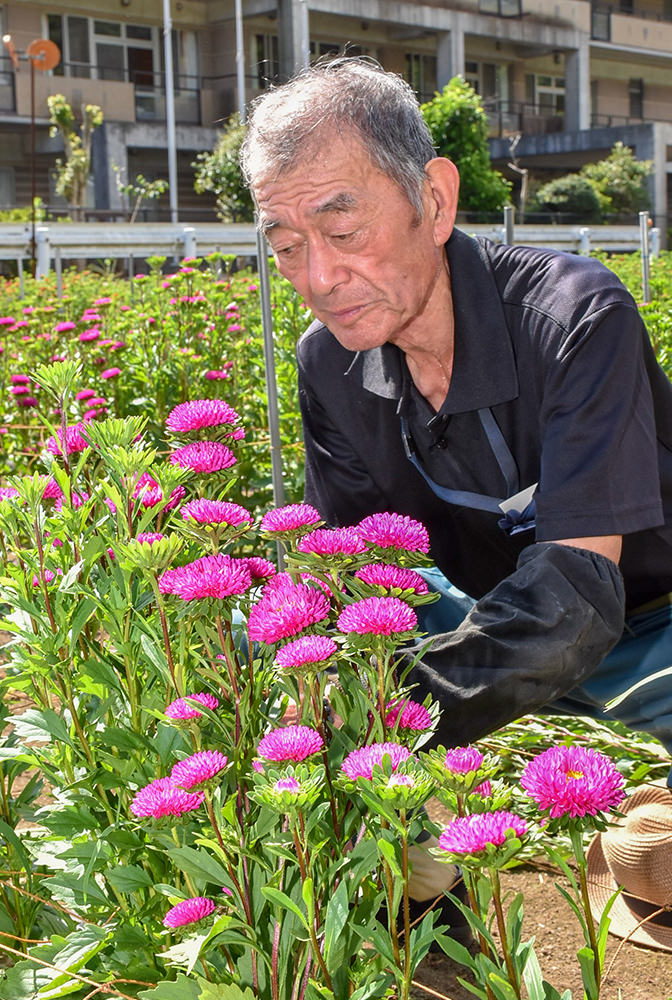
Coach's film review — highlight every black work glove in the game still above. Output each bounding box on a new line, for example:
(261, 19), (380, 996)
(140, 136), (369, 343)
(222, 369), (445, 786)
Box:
(405, 541), (625, 748)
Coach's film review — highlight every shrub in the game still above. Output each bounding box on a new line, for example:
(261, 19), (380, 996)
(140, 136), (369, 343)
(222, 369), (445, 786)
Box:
(534, 174), (602, 221)
(193, 114), (255, 223)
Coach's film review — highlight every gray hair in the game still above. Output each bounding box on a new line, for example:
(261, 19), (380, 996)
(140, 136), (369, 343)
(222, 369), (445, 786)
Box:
(239, 56), (437, 216)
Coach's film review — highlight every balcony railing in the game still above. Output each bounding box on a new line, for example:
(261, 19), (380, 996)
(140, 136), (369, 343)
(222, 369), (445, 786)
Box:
(591, 3), (672, 40)
(484, 100), (564, 138)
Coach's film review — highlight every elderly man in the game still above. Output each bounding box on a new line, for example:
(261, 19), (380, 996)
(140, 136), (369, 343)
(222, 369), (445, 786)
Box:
(241, 55), (672, 769)
(239, 54), (672, 938)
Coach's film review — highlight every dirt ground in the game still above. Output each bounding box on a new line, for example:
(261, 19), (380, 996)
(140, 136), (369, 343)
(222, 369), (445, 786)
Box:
(410, 859), (672, 1000)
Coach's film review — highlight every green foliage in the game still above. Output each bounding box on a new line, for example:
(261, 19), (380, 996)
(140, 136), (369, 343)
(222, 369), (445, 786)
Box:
(114, 167), (169, 223)
(421, 77), (512, 214)
(535, 174), (602, 221)
(47, 95), (104, 220)
(193, 115), (254, 223)
(582, 142), (651, 217)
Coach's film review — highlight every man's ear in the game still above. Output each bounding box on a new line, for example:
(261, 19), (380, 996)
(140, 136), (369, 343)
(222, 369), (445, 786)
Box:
(424, 157), (460, 245)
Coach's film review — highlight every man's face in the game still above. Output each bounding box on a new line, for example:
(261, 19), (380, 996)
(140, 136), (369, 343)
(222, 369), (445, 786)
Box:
(253, 134), (452, 353)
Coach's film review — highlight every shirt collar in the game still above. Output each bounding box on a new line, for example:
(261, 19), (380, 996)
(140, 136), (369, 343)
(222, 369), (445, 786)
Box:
(357, 228), (519, 414)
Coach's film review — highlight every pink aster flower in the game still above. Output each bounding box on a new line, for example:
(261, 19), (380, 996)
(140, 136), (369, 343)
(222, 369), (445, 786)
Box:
(165, 692), (219, 720)
(341, 741), (411, 780)
(10, 374), (30, 384)
(520, 745), (626, 819)
(247, 574), (330, 643)
(9, 385), (30, 395)
(136, 532), (165, 544)
(132, 474), (185, 510)
(276, 776), (301, 793)
(260, 503), (321, 534)
(385, 698), (432, 731)
(101, 367), (121, 379)
(55, 321), (76, 333)
(205, 368), (231, 380)
(275, 634), (338, 672)
(243, 556), (276, 583)
(356, 512), (430, 554)
(181, 498), (251, 527)
(45, 424), (90, 456)
(75, 388), (96, 401)
(170, 441), (237, 474)
(444, 746), (485, 774)
(257, 724), (324, 762)
(0, 486), (19, 501)
(0, 316), (15, 326)
(438, 811), (528, 855)
(170, 750), (228, 789)
(163, 896), (215, 928)
(355, 563), (429, 595)
(165, 399), (240, 433)
(40, 476), (63, 500)
(337, 596), (417, 636)
(32, 568), (62, 586)
(130, 776), (204, 818)
(297, 527), (367, 557)
(79, 327), (100, 342)
(16, 396), (38, 408)
(54, 490), (90, 512)
(159, 554), (251, 601)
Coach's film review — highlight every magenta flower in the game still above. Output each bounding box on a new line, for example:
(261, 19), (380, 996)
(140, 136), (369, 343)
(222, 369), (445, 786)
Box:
(444, 746), (485, 774)
(297, 527), (367, 556)
(45, 424), (90, 456)
(260, 503), (322, 534)
(181, 498), (251, 527)
(385, 698), (432, 731)
(337, 597), (417, 637)
(275, 776), (301, 793)
(0, 486), (19, 501)
(55, 321), (76, 333)
(341, 742), (411, 780)
(79, 327), (100, 342)
(75, 388), (96, 401)
(205, 368), (231, 380)
(243, 556), (276, 582)
(16, 396), (38, 408)
(132, 474), (185, 510)
(32, 568), (62, 587)
(275, 634), (338, 672)
(356, 512), (430, 554)
(163, 897), (216, 928)
(40, 477), (63, 500)
(439, 811), (528, 855)
(355, 563), (429, 595)
(165, 399), (240, 433)
(130, 776), (204, 818)
(257, 724), (324, 762)
(159, 554), (251, 601)
(101, 367), (121, 379)
(165, 692), (219, 720)
(170, 441), (237, 474)
(136, 532), (166, 545)
(10, 374), (30, 384)
(248, 574), (330, 643)
(171, 750), (228, 789)
(520, 745), (626, 819)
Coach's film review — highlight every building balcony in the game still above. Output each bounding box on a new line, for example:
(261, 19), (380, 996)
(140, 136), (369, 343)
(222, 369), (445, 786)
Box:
(592, 4), (672, 49)
(484, 99), (565, 138)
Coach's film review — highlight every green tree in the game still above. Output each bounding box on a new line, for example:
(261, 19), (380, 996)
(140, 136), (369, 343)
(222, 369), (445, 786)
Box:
(535, 174), (602, 221)
(193, 113), (254, 222)
(421, 77), (511, 214)
(47, 94), (103, 221)
(581, 141), (651, 217)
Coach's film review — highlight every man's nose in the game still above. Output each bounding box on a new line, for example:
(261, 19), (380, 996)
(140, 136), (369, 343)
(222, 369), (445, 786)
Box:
(306, 241), (348, 296)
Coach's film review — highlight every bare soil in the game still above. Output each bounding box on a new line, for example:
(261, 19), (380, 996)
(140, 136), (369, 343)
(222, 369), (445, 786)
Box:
(411, 859), (672, 1000)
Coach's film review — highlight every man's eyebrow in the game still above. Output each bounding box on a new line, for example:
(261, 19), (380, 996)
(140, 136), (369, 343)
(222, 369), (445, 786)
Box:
(311, 192), (357, 216)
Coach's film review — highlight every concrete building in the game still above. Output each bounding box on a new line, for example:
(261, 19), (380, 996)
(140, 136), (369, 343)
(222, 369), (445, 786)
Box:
(0, 0), (671, 233)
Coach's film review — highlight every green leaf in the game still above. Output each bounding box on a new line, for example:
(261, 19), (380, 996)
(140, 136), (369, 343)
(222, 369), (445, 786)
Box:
(261, 885), (309, 930)
(577, 945), (599, 1000)
(376, 837), (402, 878)
(323, 878), (350, 973)
(105, 863), (153, 893)
(10, 708), (73, 748)
(302, 876), (315, 926)
(138, 974), (204, 999)
(164, 846), (231, 888)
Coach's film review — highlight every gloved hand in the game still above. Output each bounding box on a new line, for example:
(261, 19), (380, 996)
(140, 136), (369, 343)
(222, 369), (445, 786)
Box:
(404, 541), (625, 748)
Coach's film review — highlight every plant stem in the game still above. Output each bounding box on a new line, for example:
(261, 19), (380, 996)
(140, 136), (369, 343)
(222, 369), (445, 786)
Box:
(571, 825), (602, 996)
(490, 866), (521, 999)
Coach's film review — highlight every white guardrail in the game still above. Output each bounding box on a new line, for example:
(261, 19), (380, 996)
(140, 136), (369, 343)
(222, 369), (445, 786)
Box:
(0, 220), (660, 283)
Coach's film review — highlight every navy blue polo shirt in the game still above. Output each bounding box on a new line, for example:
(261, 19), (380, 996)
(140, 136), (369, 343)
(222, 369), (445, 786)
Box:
(297, 228), (672, 612)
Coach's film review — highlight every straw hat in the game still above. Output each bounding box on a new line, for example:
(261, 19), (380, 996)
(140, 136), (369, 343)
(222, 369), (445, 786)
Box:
(586, 780), (672, 951)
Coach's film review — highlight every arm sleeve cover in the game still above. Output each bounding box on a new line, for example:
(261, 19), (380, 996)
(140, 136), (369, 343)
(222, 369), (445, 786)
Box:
(405, 541), (625, 747)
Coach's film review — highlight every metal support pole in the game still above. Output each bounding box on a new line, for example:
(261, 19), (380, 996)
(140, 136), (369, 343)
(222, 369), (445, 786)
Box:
(579, 227), (590, 255)
(650, 227), (660, 260)
(639, 211), (651, 304)
(255, 225), (286, 566)
(235, 0), (246, 122)
(163, 0), (179, 223)
(55, 247), (62, 299)
(17, 257), (24, 298)
(30, 57), (36, 273)
(35, 226), (50, 279)
(182, 226), (197, 259)
(503, 205), (514, 245)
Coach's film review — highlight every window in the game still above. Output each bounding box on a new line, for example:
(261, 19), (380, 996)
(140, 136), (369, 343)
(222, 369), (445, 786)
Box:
(464, 61), (498, 99)
(629, 78), (644, 119)
(254, 34), (279, 88)
(525, 73), (565, 115)
(404, 53), (437, 102)
(47, 14), (90, 77)
(47, 14), (159, 86)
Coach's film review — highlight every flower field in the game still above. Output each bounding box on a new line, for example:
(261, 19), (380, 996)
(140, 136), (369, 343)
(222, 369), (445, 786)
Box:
(0, 250), (670, 1000)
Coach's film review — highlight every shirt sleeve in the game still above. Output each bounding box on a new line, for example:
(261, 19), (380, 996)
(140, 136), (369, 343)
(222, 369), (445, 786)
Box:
(534, 301), (664, 540)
